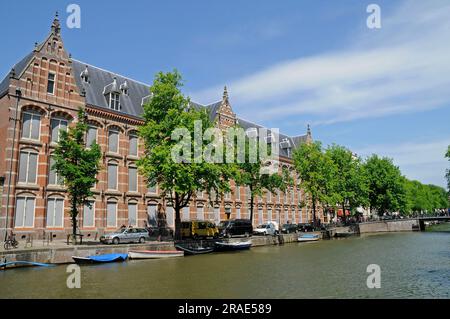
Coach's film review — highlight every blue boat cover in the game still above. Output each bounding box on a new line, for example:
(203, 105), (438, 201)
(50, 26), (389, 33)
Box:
(300, 234), (318, 238)
(87, 253), (128, 262)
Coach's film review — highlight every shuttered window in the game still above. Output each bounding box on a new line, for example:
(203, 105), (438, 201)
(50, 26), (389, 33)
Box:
(147, 204), (157, 226)
(47, 198), (64, 227)
(128, 167), (137, 192)
(107, 163), (118, 190)
(258, 208), (263, 225)
(128, 203), (137, 227)
(18, 150), (38, 184)
(196, 206), (204, 220)
(166, 206), (174, 227)
(182, 206), (190, 221)
(14, 197), (35, 228)
(236, 208), (241, 219)
(108, 130), (119, 153)
(86, 126), (97, 148)
(129, 135), (138, 156)
(235, 186), (240, 200)
(267, 209), (272, 221)
(48, 156), (63, 185)
(107, 202), (117, 228)
(214, 207), (220, 224)
(83, 201), (95, 227)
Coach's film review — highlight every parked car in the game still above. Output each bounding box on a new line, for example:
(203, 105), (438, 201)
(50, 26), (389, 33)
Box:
(281, 223), (298, 234)
(218, 219), (253, 238)
(253, 221), (278, 236)
(180, 220), (219, 239)
(297, 223), (315, 232)
(100, 227), (150, 244)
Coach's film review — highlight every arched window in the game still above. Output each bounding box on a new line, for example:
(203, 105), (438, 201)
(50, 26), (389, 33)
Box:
(106, 200), (118, 228)
(108, 128), (119, 153)
(128, 200), (138, 227)
(128, 165), (138, 192)
(83, 200), (95, 228)
(50, 116), (68, 143)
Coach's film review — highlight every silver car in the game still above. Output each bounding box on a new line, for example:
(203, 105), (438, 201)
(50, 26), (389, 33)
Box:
(100, 227), (150, 245)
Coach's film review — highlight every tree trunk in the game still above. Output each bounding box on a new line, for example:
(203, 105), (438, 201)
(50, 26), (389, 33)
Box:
(174, 193), (182, 240)
(342, 202), (346, 223)
(71, 198), (78, 245)
(250, 189), (254, 225)
(312, 199), (317, 227)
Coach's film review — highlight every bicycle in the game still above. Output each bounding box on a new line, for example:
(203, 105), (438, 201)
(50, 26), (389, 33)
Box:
(4, 232), (19, 250)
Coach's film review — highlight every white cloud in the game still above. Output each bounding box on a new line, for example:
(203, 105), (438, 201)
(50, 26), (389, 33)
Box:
(355, 139), (450, 188)
(192, 0), (450, 125)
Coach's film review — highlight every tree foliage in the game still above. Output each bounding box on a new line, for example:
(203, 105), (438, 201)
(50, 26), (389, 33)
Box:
(293, 141), (335, 224)
(325, 144), (369, 219)
(446, 145), (450, 191)
(363, 155), (407, 216)
(137, 71), (234, 239)
(53, 108), (102, 244)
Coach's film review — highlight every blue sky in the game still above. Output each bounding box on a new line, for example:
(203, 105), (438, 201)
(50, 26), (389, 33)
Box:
(1, 0), (449, 188)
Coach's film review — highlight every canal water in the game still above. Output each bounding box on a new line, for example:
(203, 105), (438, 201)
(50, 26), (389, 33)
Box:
(1, 224), (449, 299)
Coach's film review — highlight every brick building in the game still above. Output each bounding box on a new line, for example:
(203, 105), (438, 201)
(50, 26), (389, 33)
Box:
(0, 15), (318, 241)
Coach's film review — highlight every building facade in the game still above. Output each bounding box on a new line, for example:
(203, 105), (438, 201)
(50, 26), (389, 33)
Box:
(0, 16), (320, 241)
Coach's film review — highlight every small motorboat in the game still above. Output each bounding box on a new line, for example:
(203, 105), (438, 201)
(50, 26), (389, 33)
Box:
(335, 232), (354, 238)
(298, 234), (320, 242)
(72, 253), (128, 264)
(128, 250), (184, 259)
(214, 240), (252, 251)
(175, 244), (215, 255)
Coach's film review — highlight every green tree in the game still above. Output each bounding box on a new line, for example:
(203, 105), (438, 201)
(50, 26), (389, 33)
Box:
(363, 155), (407, 216)
(138, 71), (233, 239)
(293, 141), (335, 225)
(53, 108), (102, 244)
(234, 132), (291, 224)
(325, 144), (369, 221)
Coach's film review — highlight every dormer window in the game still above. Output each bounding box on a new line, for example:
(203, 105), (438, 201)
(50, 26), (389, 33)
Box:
(280, 138), (292, 149)
(265, 133), (275, 144)
(108, 92), (120, 111)
(246, 127), (258, 138)
(103, 77), (121, 111)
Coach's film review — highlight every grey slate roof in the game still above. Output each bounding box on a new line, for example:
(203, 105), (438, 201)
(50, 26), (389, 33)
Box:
(0, 51), (35, 97)
(2, 53), (307, 157)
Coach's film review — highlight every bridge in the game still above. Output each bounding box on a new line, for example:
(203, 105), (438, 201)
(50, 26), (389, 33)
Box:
(417, 216), (450, 231)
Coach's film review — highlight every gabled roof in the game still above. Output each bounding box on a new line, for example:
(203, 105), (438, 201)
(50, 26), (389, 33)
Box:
(0, 51), (35, 97)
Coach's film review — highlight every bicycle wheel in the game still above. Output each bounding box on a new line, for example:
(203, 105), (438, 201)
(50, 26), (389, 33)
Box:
(4, 242), (10, 250)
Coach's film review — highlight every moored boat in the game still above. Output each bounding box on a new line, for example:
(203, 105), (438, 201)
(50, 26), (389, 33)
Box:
(72, 253), (128, 264)
(214, 240), (252, 251)
(128, 250), (184, 259)
(0, 261), (54, 270)
(298, 234), (320, 242)
(175, 244), (215, 255)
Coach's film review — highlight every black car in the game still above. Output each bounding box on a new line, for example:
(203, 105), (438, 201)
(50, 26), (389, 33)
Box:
(281, 223), (298, 234)
(146, 225), (174, 238)
(297, 223), (315, 232)
(218, 219), (253, 238)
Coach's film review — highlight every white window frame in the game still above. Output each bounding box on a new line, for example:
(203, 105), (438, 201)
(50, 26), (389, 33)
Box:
(46, 197), (65, 228)
(128, 202), (138, 227)
(106, 202), (118, 228)
(50, 117), (68, 143)
(109, 92), (120, 111)
(83, 201), (96, 228)
(108, 129), (119, 153)
(86, 125), (98, 148)
(14, 196), (35, 228)
(107, 162), (118, 191)
(129, 134), (138, 156)
(18, 149), (38, 184)
(21, 111), (41, 141)
(128, 166), (138, 192)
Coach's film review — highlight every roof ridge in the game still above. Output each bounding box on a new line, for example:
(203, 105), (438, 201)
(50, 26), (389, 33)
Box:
(72, 58), (151, 88)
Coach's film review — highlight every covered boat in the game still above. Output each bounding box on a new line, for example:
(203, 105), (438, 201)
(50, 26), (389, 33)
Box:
(128, 250), (184, 259)
(298, 234), (319, 242)
(214, 240), (252, 251)
(72, 253), (128, 264)
(0, 261), (54, 270)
